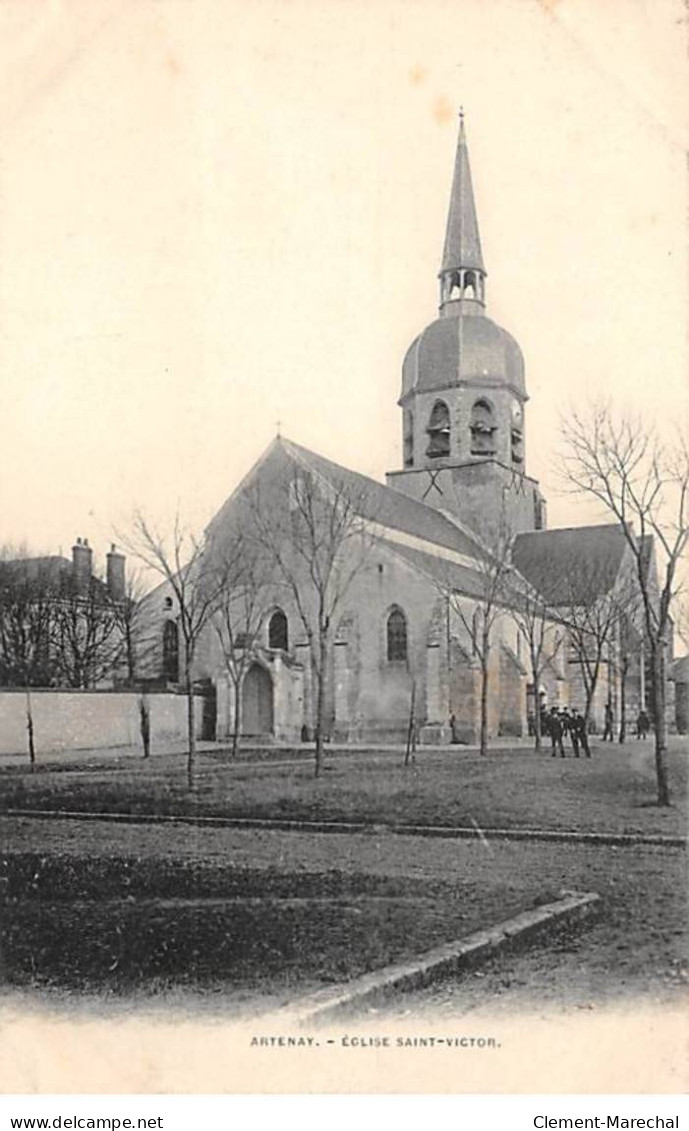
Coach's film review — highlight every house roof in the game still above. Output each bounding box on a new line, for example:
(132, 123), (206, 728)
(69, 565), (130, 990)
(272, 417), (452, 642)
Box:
(0, 555), (71, 586)
(512, 524), (629, 605)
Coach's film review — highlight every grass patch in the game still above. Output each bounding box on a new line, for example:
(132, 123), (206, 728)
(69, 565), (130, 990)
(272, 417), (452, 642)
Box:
(2, 742), (686, 837)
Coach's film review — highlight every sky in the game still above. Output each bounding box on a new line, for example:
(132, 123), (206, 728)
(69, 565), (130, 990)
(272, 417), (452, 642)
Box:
(0, 0), (687, 573)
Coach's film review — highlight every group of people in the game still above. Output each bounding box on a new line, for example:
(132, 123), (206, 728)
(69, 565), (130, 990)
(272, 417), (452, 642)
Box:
(541, 705), (591, 758)
(536, 701), (653, 757)
(601, 701), (652, 742)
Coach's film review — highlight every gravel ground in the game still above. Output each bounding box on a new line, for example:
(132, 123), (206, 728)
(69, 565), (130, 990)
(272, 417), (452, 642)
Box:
(2, 814), (686, 1016)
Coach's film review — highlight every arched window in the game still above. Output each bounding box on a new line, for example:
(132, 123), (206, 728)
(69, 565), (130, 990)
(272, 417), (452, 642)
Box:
(510, 399), (524, 464)
(464, 271), (477, 299)
(268, 609), (288, 651)
(162, 619), (179, 682)
(470, 398), (496, 456)
(387, 608), (408, 663)
(426, 400), (451, 459)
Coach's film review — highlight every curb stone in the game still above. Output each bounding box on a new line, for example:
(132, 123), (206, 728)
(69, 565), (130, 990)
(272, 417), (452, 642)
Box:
(4, 808), (686, 849)
(275, 890), (601, 1027)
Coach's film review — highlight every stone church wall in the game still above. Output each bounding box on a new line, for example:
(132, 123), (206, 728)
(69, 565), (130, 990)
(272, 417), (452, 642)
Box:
(335, 549), (437, 742)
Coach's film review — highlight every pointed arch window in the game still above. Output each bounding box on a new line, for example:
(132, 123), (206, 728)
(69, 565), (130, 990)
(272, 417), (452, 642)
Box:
(387, 607), (408, 663)
(426, 400), (451, 459)
(470, 398), (496, 456)
(162, 619), (179, 683)
(268, 609), (288, 651)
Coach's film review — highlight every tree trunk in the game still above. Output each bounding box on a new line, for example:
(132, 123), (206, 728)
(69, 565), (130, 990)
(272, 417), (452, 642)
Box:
(582, 660), (598, 733)
(405, 679), (417, 767)
(139, 695), (151, 759)
(651, 643), (670, 806)
(532, 654), (542, 752)
(25, 688), (35, 770)
(231, 679), (241, 759)
(126, 625), (136, 684)
(618, 657), (628, 743)
(186, 671), (196, 790)
(314, 636), (328, 778)
(479, 659), (489, 756)
(534, 693), (542, 752)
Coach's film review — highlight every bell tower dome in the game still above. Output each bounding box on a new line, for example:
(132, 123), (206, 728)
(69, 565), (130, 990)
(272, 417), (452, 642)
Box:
(387, 113), (547, 538)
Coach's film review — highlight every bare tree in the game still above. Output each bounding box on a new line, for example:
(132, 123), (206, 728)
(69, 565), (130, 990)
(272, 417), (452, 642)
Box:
(549, 556), (634, 732)
(245, 465), (373, 777)
(53, 577), (120, 690)
(111, 567), (149, 686)
(616, 607), (644, 743)
(0, 555), (57, 691)
(507, 566), (562, 752)
(121, 512), (220, 789)
(209, 530), (269, 759)
(0, 550), (59, 767)
(560, 404), (689, 805)
(439, 523), (513, 756)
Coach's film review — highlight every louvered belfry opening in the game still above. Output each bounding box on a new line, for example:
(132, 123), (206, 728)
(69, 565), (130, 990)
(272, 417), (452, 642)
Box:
(426, 400), (451, 459)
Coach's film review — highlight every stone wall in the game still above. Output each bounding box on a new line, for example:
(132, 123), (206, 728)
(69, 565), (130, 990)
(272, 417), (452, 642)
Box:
(0, 689), (203, 757)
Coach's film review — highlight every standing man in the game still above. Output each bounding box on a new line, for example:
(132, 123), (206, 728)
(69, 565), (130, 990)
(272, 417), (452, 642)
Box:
(602, 701), (614, 742)
(636, 708), (650, 739)
(568, 708), (580, 757)
(571, 708), (591, 758)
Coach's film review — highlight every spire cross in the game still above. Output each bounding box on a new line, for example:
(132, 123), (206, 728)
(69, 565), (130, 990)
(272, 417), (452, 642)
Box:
(276, 417), (282, 438)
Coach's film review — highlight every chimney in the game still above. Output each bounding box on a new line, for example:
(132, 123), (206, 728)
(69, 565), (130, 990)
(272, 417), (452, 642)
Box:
(106, 543), (126, 602)
(71, 537), (93, 593)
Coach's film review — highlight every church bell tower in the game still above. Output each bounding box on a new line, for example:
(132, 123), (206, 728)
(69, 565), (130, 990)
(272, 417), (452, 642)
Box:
(386, 113), (547, 538)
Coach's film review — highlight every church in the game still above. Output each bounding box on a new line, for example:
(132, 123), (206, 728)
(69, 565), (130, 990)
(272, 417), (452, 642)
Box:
(140, 117), (647, 745)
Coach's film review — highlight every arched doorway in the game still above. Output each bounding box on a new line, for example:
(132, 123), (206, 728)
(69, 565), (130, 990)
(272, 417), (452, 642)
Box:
(242, 663), (274, 736)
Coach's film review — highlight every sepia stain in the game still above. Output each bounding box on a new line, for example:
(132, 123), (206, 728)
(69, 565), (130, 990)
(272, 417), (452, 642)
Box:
(432, 94), (453, 126)
(166, 53), (182, 77)
(539, 0), (563, 11)
(409, 65), (428, 86)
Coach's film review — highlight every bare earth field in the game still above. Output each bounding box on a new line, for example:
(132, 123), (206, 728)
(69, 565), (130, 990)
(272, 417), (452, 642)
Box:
(1, 739), (687, 1017)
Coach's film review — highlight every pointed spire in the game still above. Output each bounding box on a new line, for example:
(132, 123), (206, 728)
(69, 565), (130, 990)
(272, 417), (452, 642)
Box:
(439, 111), (485, 291)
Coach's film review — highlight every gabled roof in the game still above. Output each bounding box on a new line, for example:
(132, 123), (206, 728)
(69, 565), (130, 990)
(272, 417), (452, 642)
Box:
(213, 436), (488, 565)
(512, 524), (629, 605)
(378, 539), (491, 601)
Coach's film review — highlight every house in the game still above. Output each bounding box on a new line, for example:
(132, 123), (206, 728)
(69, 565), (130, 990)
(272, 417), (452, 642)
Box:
(0, 539), (128, 689)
